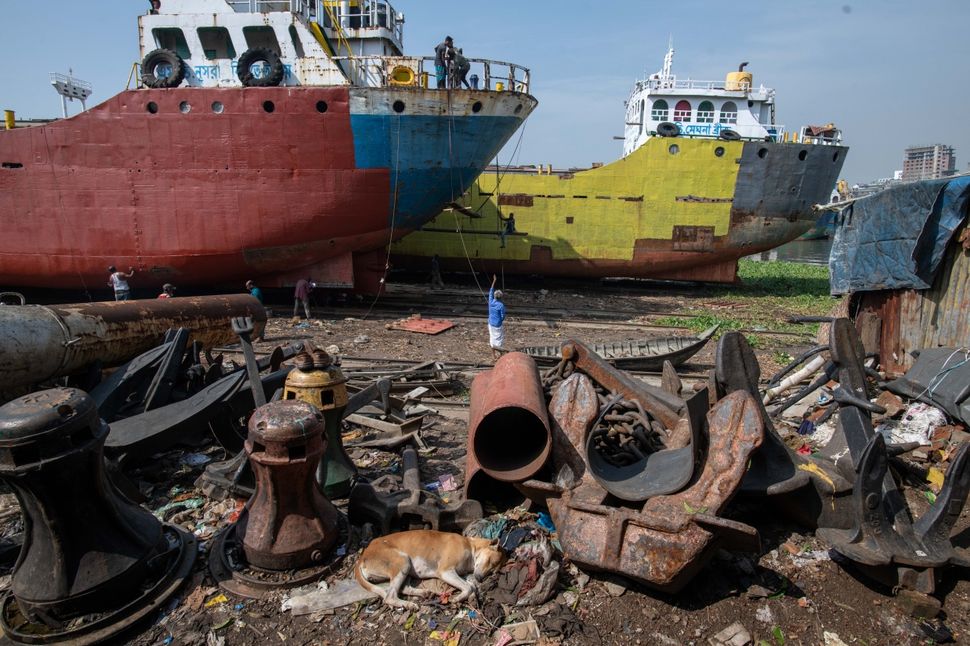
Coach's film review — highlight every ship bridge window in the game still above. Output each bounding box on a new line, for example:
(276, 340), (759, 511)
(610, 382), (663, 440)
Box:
(197, 27), (236, 60)
(289, 25), (306, 58)
(650, 99), (669, 121)
(673, 100), (691, 122)
(719, 101), (738, 124)
(152, 28), (191, 60)
(243, 26), (282, 55)
(697, 101), (715, 123)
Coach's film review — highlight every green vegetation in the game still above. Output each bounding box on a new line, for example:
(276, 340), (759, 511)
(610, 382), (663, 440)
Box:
(655, 261), (835, 337)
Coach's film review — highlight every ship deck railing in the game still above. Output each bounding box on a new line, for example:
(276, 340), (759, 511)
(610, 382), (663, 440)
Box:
(634, 77), (767, 93)
(332, 55), (531, 94)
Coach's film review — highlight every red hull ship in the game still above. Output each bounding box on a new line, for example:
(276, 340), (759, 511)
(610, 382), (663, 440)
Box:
(0, 0), (535, 292)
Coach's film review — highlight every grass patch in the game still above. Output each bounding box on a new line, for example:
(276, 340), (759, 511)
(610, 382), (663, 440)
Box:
(655, 314), (744, 333)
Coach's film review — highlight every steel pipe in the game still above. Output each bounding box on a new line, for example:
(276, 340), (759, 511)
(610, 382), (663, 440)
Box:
(0, 295), (266, 391)
(468, 352), (551, 483)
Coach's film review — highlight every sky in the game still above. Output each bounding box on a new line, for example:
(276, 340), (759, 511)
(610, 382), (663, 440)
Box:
(2, 0), (968, 184)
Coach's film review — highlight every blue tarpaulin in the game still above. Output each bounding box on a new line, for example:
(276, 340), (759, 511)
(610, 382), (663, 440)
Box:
(829, 175), (970, 295)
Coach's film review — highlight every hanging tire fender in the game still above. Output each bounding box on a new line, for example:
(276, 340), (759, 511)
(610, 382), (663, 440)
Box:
(237, 48), (285, 87)
(719, 129), (741, 141)
(141, 49), (186, 89)
(657, 122), (680, 138)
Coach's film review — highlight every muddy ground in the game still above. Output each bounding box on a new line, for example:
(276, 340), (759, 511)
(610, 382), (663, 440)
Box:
(2, 275), (966, 646)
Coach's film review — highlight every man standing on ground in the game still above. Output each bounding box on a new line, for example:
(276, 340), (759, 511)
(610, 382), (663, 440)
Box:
(108, 265), (135, 301)
(293, 277), (313, 320)
(246, 280), (264, 304)
(487, 274), (506, 360)
(430, 254), (445, 290)
(434, 36), (454, 89)
(246, 280), (266, 341)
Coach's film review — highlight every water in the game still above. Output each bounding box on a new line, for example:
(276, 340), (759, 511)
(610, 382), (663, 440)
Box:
(749, 237), (833, 266)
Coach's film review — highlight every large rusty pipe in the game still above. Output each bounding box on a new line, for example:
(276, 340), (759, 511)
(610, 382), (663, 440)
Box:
(0, 295), (266, 391)
(468, 352), (551, 482)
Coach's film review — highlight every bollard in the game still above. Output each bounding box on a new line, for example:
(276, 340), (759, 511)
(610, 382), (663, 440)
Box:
(237, 400), (339, 570)
(283, 349), (357, 498)
(0, 388), (195, 645)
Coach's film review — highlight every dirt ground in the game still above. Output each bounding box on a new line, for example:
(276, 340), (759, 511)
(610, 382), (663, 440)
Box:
(2, 276), (967, 646)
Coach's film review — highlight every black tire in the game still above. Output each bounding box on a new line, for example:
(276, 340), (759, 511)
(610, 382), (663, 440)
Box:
(657, 122), (679, 138)
(141, 49), (185, 89)
(719, 129), (741, 141)
(237, 48), (285, 87)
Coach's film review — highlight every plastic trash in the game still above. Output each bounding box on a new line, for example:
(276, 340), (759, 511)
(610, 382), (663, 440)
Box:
(282, 578), (378, 615)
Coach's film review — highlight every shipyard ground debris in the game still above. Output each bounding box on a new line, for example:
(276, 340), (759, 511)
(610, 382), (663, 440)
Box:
(0, 255), (967, 644)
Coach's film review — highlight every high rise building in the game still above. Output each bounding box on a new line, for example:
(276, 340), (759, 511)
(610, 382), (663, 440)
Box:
(901, 144), (956, 181)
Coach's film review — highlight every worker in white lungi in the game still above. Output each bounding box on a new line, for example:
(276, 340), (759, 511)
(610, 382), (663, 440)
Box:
(487, 274), (506, 360)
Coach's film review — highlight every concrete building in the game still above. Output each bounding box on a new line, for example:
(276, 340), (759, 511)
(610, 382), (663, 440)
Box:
(901, 144), (956, 181)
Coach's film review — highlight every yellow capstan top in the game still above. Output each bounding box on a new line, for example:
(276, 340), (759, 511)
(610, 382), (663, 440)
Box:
(283, 366), (349, 411)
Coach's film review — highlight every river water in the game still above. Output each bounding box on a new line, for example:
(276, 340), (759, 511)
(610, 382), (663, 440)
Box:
(749, 238), (833, 266)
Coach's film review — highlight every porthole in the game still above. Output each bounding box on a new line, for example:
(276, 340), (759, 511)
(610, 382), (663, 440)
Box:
(393, 100), (405, 113)
(757, 148), (768, 159)
(714, 146), (725, 157)
(514, 104), (523, 114)
(798, 150), (808, 161)
(211, 101), (224, 114)
(316, 100), (328, 113)
(472, 101), (483, 114)
(263, 100), (275, 113)
(668, 144), (680, 155)
(833, 151), (840, 163)
(146, 102), (158, 114)
(179, 101), (191, 114)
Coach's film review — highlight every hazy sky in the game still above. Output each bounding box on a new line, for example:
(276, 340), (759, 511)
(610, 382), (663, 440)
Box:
(2, 0), (967, 184)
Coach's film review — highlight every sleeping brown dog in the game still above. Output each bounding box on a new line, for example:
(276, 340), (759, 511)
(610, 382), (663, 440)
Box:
(355, 529), (505, 610)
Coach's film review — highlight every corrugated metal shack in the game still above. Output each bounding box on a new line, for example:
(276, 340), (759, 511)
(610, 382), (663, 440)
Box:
(829, 176), (970, 377)
(854, 230), (970, 376)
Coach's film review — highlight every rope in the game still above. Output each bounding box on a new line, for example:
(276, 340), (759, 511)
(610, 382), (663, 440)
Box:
(362, 106), (402, 320)
(913, 348), (970, 402)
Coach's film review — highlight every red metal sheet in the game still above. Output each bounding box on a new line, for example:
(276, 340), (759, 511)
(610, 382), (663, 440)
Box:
(387, 316), (456, 335)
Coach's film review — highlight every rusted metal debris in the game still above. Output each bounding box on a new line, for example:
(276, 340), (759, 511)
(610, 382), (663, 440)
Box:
(0, 388), (196, 645)
(0, 294), (266, 393)
(349, 443), (482, 534)
(387, 315), (456, 335)
(98, 330), (299, 468)
(465, 344), (764, 593)
(719, 321), (970, 596)
(210, 400), (343, 599)
(467, 352), (552, 484)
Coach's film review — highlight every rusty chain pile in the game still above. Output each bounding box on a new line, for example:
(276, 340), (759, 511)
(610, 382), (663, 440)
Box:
(542, 357), (669, 467)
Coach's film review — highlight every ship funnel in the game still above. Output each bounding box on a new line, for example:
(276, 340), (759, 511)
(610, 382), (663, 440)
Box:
(726, 63), (753, 92)
(3, 110), (13, 130)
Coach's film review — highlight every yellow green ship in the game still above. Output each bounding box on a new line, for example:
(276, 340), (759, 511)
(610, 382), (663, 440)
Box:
(390, 49), (846, 283)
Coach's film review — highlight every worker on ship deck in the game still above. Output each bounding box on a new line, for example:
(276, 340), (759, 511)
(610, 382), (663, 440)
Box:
(434, 36), (454, 89)
(452, 49), (471, 89)
(157, 283), (176, 299)
(148, 0), (161, 15)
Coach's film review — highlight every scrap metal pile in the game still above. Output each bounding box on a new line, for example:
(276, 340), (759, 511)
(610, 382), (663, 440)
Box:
(463, 318), (970, 603)
(0, 296), (966, 643)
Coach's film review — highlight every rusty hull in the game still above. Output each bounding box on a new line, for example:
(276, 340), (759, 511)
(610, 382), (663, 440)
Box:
(548, 390), (764, 592)
(0, 295), (266, 392)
